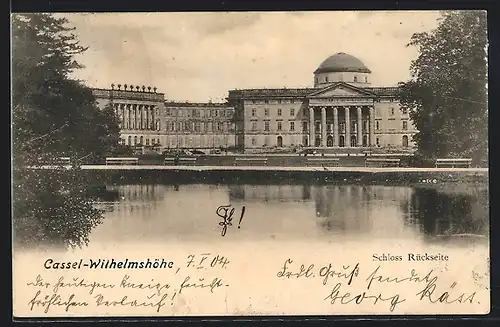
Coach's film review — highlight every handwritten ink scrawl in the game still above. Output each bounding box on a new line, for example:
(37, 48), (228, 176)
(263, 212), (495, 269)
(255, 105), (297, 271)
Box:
(11, 10), (489, 318)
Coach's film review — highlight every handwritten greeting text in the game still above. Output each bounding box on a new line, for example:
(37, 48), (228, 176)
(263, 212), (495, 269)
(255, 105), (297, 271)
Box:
(275, 258), (479, 312)
(25, 253), (231, 314)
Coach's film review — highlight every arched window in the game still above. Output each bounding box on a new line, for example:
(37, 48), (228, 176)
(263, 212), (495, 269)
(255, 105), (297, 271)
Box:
(134, 136), (138, 145)
(402, 135), (409, 147)
(140, 136), (144, 145)
(339, 135), (345, 147)
(350, 135), (356, 147)
(353, 76), (358, 82)
(277, 136), (283, 147)
(128, 136), (132, 146)
(327, 135), (334, 147)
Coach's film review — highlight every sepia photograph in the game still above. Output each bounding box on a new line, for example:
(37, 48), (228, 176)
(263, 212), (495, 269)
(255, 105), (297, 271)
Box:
(11, 10), (489, 317)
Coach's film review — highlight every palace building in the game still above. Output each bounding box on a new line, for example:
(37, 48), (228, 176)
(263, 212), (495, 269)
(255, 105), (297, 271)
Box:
(92, 85), (235, 150)
(92, 84), (166, 148)
(227, 52), (417, 151)
(93, 52), (417, 152)
(163, 101), (235, 149)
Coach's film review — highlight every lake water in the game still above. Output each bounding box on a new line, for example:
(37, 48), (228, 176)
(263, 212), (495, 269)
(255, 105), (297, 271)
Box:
(12, 182), (491, 316)
(88, 183), (489, 247)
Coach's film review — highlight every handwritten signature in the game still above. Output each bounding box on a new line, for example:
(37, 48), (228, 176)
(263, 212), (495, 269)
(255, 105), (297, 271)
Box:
(275, 258), (481, 312)
(216, 204), (246, 236)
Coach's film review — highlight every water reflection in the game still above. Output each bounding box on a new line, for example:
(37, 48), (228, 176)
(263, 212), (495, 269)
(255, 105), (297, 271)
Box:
(85, 183), (489, 247)
(401, 187), (489, 244)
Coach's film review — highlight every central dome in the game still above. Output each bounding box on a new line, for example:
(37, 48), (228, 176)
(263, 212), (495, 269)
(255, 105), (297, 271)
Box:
(314, 52), (371, 74)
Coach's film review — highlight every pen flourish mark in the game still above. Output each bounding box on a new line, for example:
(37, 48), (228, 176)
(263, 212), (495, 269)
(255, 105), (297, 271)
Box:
(216, 204), (246, 236)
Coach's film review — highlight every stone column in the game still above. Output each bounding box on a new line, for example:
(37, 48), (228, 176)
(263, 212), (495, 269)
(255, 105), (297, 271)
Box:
(369, 106), (375, 146)
(357, 106), (362, 147)
(309, 107), (315, 147)
(345, 106), (350, 147)
(119, 104), (125, 127)
(135, 105), (139, 130)
(150, 106), (155, 130)
(333, 106), (338, 147)
(321, 106), (326, 147)
(126, 105), (131, 129)
(139, 105), (144, 130)
(146, 106), (151, 130)
(150, 106), (156, 130)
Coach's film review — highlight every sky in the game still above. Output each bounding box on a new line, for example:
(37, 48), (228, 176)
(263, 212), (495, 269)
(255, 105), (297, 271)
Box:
(64, 11), (442, 102)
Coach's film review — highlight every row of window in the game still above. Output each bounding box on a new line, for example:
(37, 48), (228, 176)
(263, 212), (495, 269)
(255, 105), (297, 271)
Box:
(113, 103), (159, 117)
(251, 108), (296, 117)
(389, 107), (408, 115)
(120, 119), (161, 131)
(252, 121), (367, 133)
(165, 121), (231, 133)
(165, 108), (234, 118)
(375, 120), (409, 130)
(121, 136), (161, 146)
(315, 75), (369, 84)
(250, 99), (297, 105)
(249, 135), (410, 148)
(249, 107), (408, 118)
(250, 120), (410, 133)
(121, 136), (231, 147)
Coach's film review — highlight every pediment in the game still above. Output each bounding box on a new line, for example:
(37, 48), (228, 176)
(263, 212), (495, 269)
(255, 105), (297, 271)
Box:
(307, 82), (375, 98)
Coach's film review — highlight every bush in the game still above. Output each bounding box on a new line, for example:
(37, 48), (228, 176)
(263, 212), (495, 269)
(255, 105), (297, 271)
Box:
(401, 154), (436, 168)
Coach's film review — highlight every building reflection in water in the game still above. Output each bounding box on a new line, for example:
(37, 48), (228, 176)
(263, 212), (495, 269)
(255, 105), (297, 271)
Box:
(229, 184), (311, 202)
(110, 184), (166, 220)
(400, 186), (489, 242)
(227, 184), (488, 240)
(84, 183), (490, 246)
(311, 185), (417, 237)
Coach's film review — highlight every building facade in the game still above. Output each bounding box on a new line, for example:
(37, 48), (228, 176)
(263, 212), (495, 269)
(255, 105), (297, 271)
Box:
(227, 52), (417, 151)
(93, 52), (417, 152)
(162, 102), (235, 150)
(93, 84), (166, 148)
(93, 86), (236, 150)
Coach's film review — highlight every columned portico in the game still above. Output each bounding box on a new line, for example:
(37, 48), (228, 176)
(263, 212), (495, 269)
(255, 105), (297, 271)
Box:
(307, 104), (375, 149)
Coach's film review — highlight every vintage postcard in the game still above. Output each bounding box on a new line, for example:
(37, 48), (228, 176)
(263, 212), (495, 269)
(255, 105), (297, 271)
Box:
(11, 11), (489, 317)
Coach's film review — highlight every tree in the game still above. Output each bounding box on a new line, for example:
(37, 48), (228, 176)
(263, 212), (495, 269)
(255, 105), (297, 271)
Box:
(11, 13), (120, 248)
(12, 14), (121, 166)
(398, 11), (488, 165)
